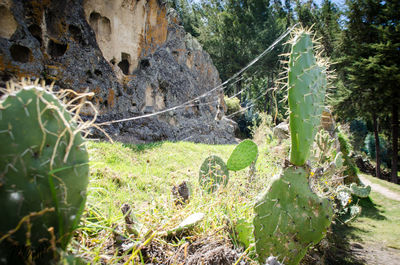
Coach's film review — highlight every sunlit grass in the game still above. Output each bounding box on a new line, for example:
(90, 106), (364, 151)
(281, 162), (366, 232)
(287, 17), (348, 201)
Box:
(68, 140), (285, 264)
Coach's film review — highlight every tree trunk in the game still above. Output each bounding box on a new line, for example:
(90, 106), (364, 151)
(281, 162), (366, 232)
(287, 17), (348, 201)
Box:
(391, 103), (398, 184)
(373, 113), (382, 179)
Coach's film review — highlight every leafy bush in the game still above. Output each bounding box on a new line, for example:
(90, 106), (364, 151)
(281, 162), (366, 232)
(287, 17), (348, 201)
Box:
(224, 96), (241, 116)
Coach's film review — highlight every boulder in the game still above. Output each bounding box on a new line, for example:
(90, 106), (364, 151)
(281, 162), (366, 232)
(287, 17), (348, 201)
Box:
(273, 122), (289, 140)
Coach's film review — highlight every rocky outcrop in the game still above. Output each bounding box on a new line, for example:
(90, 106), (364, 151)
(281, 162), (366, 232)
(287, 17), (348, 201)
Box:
(0, 0), (236, 144)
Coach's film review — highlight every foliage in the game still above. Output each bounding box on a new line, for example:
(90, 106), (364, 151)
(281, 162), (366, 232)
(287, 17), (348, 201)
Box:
(364, 133), (391, 167)
(338, 132), (360, 184)
(349, 119), (368, 152)
(334, 0), (400, 181)
(0, 83), (89, 264)
(224, 96), (241, 116)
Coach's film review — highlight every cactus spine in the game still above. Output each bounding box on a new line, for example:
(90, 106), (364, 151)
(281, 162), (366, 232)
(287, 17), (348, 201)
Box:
(253, 29), (332, 265)
(0, 82), (91, 264)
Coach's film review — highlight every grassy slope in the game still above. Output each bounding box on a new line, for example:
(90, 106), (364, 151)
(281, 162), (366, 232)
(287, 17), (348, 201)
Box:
(71, 140), (285, 263)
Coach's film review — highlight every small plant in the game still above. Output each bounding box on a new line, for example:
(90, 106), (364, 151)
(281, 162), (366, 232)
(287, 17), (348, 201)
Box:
(335, 183), (370, 223)
(199, 155), (229, 193)
(199, 140), (258, 192)
(253, 29), (333, 265)
(0, 80), (94, 264)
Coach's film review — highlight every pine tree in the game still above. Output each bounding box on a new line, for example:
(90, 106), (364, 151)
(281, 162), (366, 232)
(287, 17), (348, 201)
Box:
(335, 0), (399, 182)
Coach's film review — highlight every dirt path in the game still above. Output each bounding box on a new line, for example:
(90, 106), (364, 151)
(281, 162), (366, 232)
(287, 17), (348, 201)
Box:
(358, 175), (400, 201)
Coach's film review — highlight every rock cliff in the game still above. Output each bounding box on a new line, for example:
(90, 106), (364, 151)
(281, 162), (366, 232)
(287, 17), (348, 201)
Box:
(0, 0), (236, 144)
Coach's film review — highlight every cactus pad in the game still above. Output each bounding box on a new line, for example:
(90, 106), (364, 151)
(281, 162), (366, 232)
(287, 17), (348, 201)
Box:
(227, 139), (258, 171)
(253, 166), (332, 264)
(334, 152), (344, 169)
(350, 183), (371, 198)
(199, 155), (229, 193)
(0, 84), (89, 263)
(288, 32), (327, 166)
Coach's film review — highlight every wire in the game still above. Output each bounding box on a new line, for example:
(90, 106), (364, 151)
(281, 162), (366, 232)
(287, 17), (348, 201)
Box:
(95, 24), (298, 127)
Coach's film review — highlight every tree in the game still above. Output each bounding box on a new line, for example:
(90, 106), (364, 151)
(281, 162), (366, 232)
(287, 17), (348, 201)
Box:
(335, 0), (399, 182)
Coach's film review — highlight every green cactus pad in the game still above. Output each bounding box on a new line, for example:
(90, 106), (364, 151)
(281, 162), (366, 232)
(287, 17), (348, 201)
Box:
(288, 32), (327, 166)
(350, 183), (371, 198)
(253, 166), (333, 264)
(339, 205), (361, 224)
(199, 155), (229, 193)
(227, 139), (258, 171)
(0, 85), (89, 263)
(334, 152), (344, 168)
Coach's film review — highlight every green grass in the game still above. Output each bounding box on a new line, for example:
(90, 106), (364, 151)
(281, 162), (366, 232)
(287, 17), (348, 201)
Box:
(346, 187), (400, 249)
(67, 138), (400, 264)
(69, 140), (285, 264)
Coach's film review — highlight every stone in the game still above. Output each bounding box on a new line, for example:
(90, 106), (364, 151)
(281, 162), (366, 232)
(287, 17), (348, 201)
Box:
(172, 181), (190, 206)
(273, 122), (289, 140)
(0, 0), (236, 144)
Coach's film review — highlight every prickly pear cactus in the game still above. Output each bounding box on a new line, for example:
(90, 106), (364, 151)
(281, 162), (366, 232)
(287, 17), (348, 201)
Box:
(227, 139), (258, 171)
(350, 183), (371, 198)
(254, 167), (332, 264)
(254, 29), (332, 265)
(0, 83), (89, 263)
(288, 32), (327, 166)
(199, 155), (229, 193)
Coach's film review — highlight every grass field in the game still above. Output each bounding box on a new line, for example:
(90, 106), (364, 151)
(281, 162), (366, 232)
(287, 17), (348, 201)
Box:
(67, 139), (400, 264)
(69, 139), (287, 264)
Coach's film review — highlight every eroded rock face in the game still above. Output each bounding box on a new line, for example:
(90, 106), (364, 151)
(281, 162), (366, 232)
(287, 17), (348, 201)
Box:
(0, 0), (236, 144)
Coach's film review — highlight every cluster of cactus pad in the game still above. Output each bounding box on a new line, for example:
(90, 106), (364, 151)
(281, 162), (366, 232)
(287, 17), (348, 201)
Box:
(0, 82), (89, 264)
(199, 139), (258, 192)
(253, 29), (333, 265)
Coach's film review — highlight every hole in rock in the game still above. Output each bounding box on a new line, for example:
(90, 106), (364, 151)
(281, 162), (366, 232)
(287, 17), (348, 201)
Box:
(118, 60), (130, 75)
(86, 70), (93, 78)
(28, 24), (42, 45)
(140, 58), (150, 68)
(10, 44), (31, 63)
(94, 69), (102, 76)
(118, 53), (131, 75)
(48, 40), (67, 57)
(68, 24), (83, 44)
